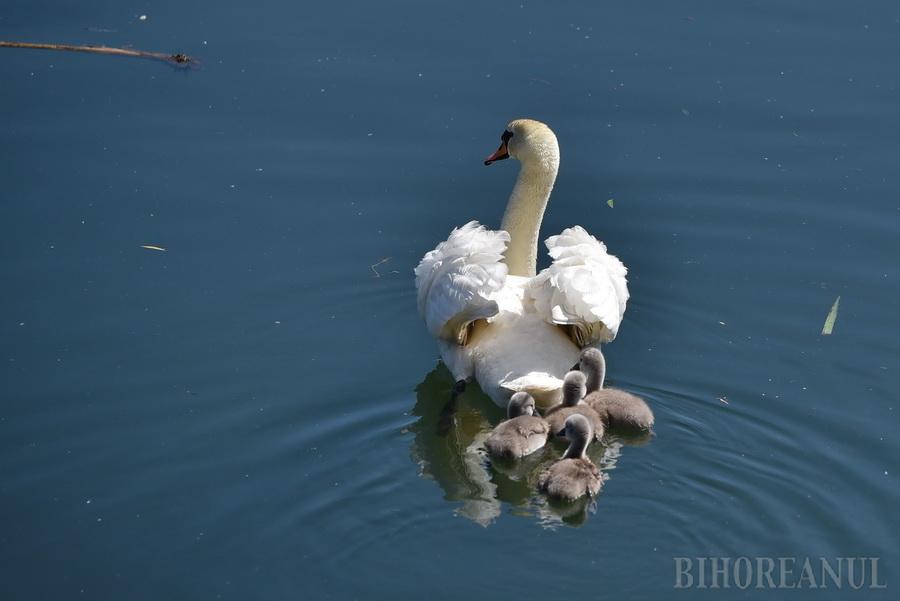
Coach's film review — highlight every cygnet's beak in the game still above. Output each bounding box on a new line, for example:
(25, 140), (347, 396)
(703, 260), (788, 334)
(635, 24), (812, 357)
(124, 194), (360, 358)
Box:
(484, 141), (509, 166)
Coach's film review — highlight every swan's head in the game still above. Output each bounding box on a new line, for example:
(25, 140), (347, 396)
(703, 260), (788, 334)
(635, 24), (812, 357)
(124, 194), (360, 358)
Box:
(484, 119), (560, 172)
(579, 347), (607, 392)
(562, 371), (587, 407)
(562, 413), (593, 458)
(508, 391), (536, 419)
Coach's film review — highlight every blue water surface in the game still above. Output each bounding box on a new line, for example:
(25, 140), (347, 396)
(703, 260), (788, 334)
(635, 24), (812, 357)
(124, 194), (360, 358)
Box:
(1, 1), (898, 599)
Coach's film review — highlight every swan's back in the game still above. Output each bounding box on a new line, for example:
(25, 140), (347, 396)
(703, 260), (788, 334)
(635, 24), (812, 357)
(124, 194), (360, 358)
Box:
(538, 457), (602, 501)
(485, 415), (549, 459)
(585, 389), (654, 431)
(544, 405), (605, 440)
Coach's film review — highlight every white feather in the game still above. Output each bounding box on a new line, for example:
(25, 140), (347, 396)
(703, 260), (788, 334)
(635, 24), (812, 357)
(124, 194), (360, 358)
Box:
(501, 372), (565, 394)
(528, 226), (629, 346)
(414, 221), (509, 344)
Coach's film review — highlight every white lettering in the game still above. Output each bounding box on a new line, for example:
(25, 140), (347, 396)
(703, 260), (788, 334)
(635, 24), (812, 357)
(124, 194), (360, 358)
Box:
(672, 556), (885, 590)
(798, 557), (818, 588)
(710, 557), (730, 589)
(820, 557), (842, 589)
(870, 557), (887, 589)
(697, 557), (708, 589)
(673, 557), (693, 589)
(733, 557), (752, 589)
(847, 557), (865, 590)
(756, 557), (776, 589)
(778, 557), (796, 589)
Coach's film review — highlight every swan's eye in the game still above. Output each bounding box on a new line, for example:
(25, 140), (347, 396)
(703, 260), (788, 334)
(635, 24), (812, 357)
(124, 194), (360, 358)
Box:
(501, 130), (513, 143)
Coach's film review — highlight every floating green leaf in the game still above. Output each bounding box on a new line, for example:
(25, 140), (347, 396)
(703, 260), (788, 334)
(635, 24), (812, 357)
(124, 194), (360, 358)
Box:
(821, 296), (840, 335)
(606, 198), (615, 208)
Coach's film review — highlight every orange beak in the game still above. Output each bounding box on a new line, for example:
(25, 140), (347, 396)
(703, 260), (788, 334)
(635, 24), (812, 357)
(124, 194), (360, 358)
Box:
(484, 142), (510, 166)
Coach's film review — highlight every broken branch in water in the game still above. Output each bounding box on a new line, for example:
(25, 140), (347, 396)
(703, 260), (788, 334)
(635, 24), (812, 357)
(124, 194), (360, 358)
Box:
(0, 40), (196, 68)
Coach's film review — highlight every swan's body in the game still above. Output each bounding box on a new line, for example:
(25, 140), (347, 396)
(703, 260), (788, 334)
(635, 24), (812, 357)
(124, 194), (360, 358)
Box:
(544, 371), (605, 440)
(415, 119), (629, 408)
(484, 392), (549, 459)
(538, 414), (602, 501)
(580, 348), (655, 431)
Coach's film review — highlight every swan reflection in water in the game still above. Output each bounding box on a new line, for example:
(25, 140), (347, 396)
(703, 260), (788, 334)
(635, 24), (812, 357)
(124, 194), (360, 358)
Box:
(408, 363), (651, 527)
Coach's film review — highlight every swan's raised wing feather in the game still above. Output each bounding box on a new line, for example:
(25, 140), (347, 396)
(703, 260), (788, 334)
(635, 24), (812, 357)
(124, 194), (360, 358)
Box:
(528, 226), (629, 346)
(415, 221), (510, 345)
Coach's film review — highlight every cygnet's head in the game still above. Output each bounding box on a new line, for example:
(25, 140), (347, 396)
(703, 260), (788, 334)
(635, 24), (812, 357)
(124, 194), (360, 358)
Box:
(562, 371), (587, 407)
(508, 392), (536, 419)
(579, 347), (607, 392)
(484, 119), (560, 171)
(562, 413), (594, 458)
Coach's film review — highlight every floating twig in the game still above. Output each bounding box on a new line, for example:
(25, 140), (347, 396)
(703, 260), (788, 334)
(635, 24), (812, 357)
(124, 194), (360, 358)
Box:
(0, 40), (196, 69)
(370, 257), (391, 278)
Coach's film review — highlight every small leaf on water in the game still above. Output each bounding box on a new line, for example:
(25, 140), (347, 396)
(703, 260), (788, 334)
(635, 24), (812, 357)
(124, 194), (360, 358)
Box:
(821, 295), (840, 335)
(606, 198), (615, 208)
(140, 245), (167, 252)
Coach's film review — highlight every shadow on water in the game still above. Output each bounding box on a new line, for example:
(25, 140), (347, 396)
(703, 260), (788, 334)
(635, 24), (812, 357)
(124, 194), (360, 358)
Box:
(408, 363), (653, 528)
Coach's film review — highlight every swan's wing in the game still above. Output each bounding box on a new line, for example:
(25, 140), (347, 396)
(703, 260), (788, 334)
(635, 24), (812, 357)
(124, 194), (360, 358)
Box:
(528, 226), (629, 346)
(414, 221), (510, 345)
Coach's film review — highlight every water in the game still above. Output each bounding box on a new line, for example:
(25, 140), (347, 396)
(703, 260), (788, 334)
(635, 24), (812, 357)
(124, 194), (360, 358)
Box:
(1, 1), (898, 598)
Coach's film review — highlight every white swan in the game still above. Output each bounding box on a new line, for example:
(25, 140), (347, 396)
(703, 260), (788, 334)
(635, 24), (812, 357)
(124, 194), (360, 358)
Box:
(415, 119), (629, 408)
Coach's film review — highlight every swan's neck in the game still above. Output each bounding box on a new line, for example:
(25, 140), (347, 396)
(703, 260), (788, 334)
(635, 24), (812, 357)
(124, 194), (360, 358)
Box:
(585, 357), (606, 393)
(500, 160), (558, 277)
(563, 436), (588, 460)
(563, 387), (583, 407)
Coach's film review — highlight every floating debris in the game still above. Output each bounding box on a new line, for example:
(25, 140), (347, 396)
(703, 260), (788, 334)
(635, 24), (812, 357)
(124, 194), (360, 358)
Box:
(140, 245), (166, 252)
(606, 198), (615, 208)
(718, 396), (729, 405)
(821, 296), (840, 335)
(0, 40), (196, 69)
(370, 257), (391, 278)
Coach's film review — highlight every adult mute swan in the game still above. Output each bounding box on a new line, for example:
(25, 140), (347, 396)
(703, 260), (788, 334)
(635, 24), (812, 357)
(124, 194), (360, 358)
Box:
(415, 119), (629, 408)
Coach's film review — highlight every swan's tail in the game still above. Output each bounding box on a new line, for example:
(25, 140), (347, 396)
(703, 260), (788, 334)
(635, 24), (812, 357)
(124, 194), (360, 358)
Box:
(500, 372), (564, 408)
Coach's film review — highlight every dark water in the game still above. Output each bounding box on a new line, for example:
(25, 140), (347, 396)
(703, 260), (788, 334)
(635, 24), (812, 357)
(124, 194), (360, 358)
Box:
(2, 1), (898, 599)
